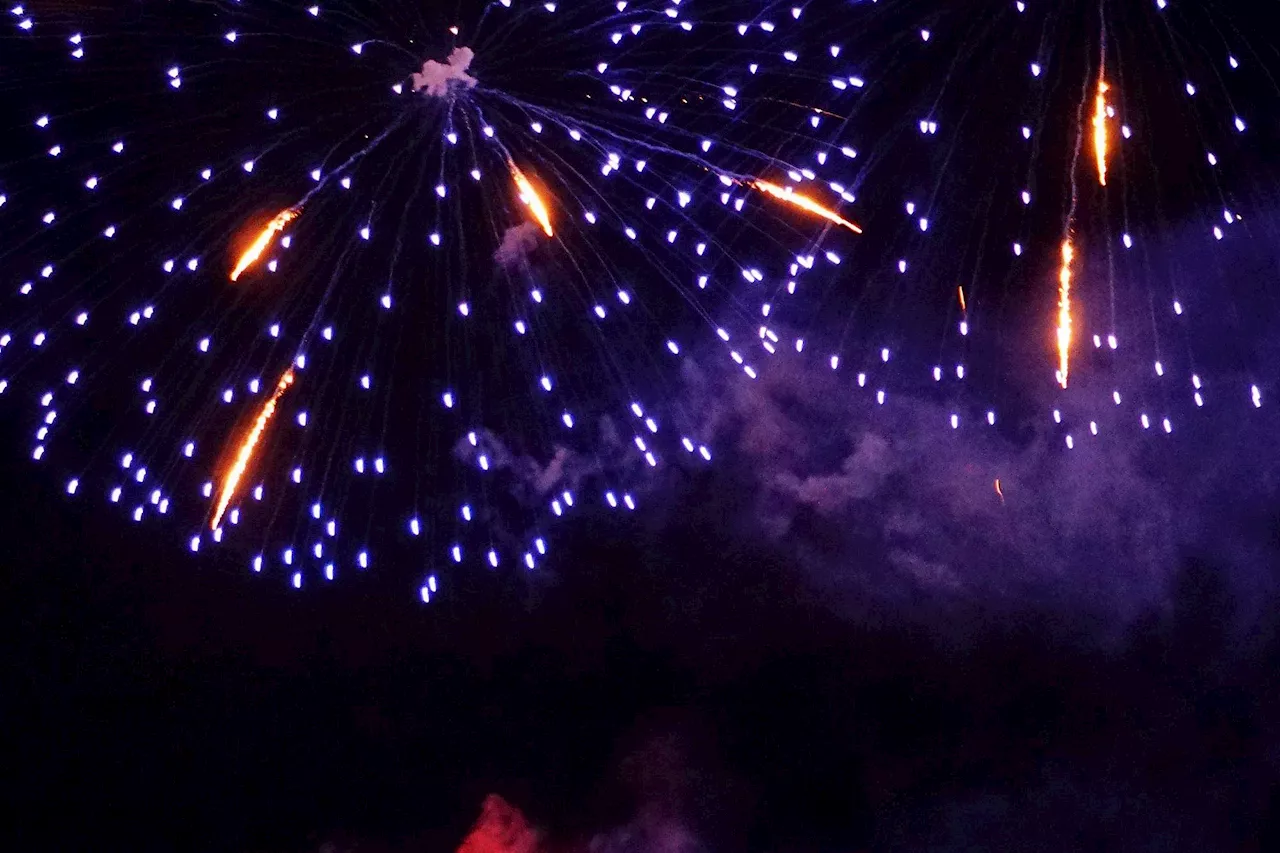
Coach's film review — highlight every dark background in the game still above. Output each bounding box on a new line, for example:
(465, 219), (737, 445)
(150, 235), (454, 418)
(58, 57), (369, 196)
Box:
(7, 3), (1280, 851)
(6, 431), (1280, 851)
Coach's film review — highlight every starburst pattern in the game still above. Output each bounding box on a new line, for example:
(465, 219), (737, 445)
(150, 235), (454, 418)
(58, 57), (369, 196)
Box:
(707, 0), (1277, 450)
(2, 2), (866, 597)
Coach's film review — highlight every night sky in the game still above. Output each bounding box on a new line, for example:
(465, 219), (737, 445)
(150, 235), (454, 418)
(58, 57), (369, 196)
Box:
(7, 411), (1280, 851)
(7, 3), (1280, 851)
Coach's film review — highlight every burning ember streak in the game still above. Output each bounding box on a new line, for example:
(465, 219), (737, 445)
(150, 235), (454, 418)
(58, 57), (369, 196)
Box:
(749, 179), (862, 234)
(231, 208), (299, 281)
(508, 161), (554, 237)
(210, 368), (295, 530)
(1093, 78), (1110, 186)
(1056, 239), (1075, 389)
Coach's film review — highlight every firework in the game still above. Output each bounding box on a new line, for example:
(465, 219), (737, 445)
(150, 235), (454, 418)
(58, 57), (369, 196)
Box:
(716, 0), (1275, 446)
(5, 2), (1276, 600)
(2, 2), (861, 595)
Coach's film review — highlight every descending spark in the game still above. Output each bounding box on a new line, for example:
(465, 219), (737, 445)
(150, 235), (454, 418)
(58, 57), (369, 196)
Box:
(994, 478), (1005, 504)
(230, 208), (299, 281)
(957, 286), (967, 313)
(1093, 79), (1110, 186)
(749, 179), (862, 234)
(1054, 55), (1091, 388)
(210, 368), (295, 529)
(1056, 239), (1075, 388)
(508, 161), (553, 237)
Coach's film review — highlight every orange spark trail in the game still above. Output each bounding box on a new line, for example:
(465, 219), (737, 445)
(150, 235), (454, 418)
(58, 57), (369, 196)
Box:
(1056, 239), (1075, 388)
(1092, 79), (1110, 186)
(231, 208), (299, 282)
(957, 286), (967, 313)
(994, 478), (1005, 503)
(210, 368), (295, 530)
(508, 161), (554, 237)
(750, 180), (862, 234)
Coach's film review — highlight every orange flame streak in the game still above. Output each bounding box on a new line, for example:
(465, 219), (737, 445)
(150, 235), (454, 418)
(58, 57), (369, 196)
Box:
(750, 180), (862, 234)
(1092, 79), (1110, 186)
(1056, 240), (1075, 389)
(994, 478), (1005, 503)
(210, 368), (295, 530)
(508, 161), (554, 237)
(957, 286), (967, 313)
(230, 209), (300, 282)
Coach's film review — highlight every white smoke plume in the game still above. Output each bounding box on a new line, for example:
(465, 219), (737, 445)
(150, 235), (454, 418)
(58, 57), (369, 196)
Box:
(412, 47), (478, 98)
(494, 222), (543, 269)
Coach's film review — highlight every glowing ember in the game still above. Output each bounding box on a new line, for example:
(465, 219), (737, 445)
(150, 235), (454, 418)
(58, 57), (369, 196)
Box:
(750, 179), (862, 234)
(1093, 79), (1110, 186)
(210, 368), (295, 530)
(1056, 239), (1075, 388)
(508, 161), (553, 237)
(230, 208), (299, 281)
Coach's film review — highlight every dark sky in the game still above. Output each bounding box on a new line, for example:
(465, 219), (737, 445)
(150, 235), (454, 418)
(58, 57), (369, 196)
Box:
(7, 3), (1280, 851)
(7, 420), (1280, 852)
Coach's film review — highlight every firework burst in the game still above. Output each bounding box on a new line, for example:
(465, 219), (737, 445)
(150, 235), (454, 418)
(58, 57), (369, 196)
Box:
(2, 1), (865, 597)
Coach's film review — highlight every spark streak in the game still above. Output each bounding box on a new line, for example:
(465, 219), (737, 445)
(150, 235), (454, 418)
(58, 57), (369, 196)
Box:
(1093, 79), (1110, 186)
(957, 286), (967, 313)
(1056, 239), (1074, 388)
(508, 161), (553, 237)
(230, 208), (299, 281)
(749, 180), (862, 234)
(210, 368), (295, 530)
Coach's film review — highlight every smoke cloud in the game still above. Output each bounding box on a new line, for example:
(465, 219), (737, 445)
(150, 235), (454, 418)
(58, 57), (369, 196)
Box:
(413, 47), (478, 98)
(468, 202), (1280, 639)
(494, 222), (543, 269)
(465, 326), (1279, 637)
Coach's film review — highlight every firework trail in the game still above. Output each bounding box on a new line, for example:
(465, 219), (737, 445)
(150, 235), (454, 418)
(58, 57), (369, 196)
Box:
(211, 367), (295, 530)
(231, 209), (299, 282)
(507, 161), (554, 238)
(749, 179), (862, 234)
(1057, 239), (1075, 389)
(1093, 78), (1110, 187)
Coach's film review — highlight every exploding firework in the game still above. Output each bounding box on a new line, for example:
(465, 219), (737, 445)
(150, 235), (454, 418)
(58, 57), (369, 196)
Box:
(1, 2), (864, 596)
(693, 0), (1276, 451)
(5, 2), (1277, 600)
